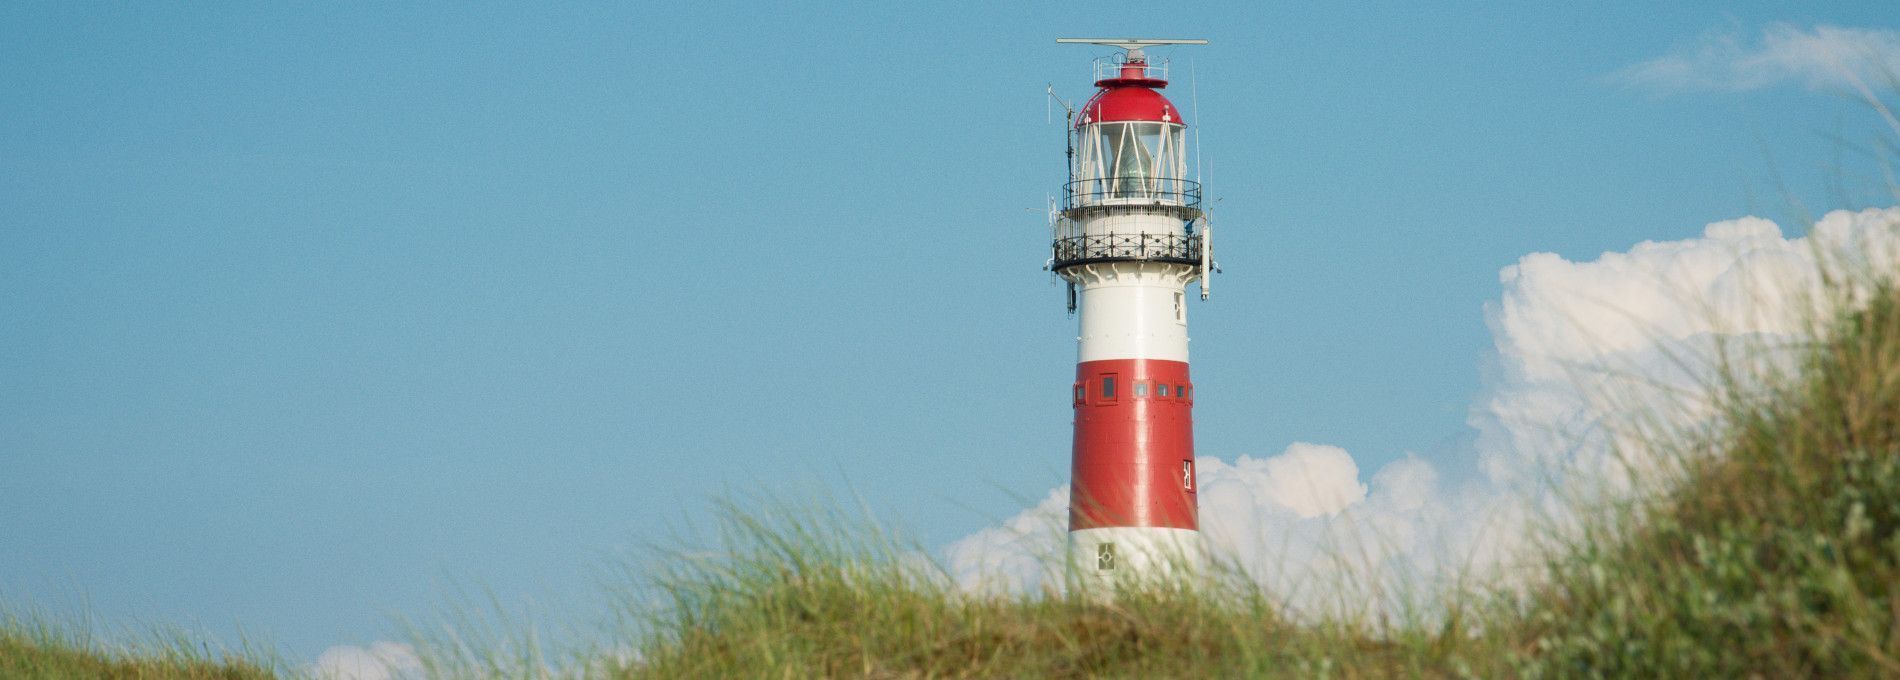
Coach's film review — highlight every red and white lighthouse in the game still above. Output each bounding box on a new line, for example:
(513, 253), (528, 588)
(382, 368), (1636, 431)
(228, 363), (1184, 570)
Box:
(1050, 38), (1213, 583)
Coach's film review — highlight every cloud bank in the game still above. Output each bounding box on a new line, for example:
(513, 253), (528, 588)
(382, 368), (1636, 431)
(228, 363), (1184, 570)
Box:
(945, 207), (1900, 614)
(1616, 23), (1900, 92)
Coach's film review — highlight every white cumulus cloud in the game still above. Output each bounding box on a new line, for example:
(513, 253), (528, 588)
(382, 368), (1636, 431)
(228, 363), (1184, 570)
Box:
(1475, 208), (1900, 495)
(943, 206), (1900, 616)
(312, 641), (423, 680)
(943, 485), (1070, 592)
(1616, 23), (1900, 92)
(1236, 443), (1368, 519)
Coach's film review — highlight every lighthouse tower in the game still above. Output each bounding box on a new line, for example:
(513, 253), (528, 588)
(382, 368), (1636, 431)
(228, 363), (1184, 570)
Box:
(1050, 38), (1212, 584)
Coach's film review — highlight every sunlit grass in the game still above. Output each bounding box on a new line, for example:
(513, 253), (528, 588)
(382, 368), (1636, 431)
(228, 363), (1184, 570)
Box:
(0, 604), (277, 679)
(1503, 279), (1900, 677)
(12, 250), (1894, 678)
(542, 272), (1898, 679)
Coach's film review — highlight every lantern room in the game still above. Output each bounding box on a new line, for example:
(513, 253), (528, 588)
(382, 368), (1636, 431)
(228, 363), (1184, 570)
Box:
(1069, 50), (1195, 210)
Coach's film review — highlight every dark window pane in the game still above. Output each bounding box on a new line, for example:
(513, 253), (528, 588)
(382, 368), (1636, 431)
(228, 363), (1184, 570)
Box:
(1157, 383), (1169, 397)
(1101, 376), (1116, 399)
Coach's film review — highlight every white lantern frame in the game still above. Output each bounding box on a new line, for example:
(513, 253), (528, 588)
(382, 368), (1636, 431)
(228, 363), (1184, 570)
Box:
(1070, 120), (1191, 207)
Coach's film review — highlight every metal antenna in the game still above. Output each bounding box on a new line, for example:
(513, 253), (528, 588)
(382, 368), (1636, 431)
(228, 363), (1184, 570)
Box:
(1045, 84), (1073, 125)
(1190, 58), (1209, 301)
(1056, 38), (1206, 66)
(1056, 38), (1209, 58)
(1190, 59), (1203, 185)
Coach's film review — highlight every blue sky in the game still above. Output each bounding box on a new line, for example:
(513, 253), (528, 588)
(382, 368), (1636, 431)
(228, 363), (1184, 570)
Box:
(3, 1), (1896, 664)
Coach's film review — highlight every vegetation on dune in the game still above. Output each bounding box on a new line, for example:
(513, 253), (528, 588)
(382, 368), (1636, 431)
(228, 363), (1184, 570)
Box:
(10, 276), (1898, 678)
(1509, 282), (1900, 677)
(0, 609), (274, 680)
(614, 503), (1322, 678)
(594, 281), (1900, 679)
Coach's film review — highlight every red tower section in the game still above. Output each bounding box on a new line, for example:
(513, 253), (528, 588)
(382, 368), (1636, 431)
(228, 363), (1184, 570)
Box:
(1070, 359), (1197, 530)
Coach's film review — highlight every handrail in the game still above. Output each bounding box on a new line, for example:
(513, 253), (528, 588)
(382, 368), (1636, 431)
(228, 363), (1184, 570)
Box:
(1051, 232), (1201, 269)
(1063, 177), (1202, 213)
(1092, 57), (1169, 83)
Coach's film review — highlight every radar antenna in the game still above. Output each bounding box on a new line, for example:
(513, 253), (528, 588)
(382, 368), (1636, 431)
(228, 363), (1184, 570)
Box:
(1055, 37), (1208, 61)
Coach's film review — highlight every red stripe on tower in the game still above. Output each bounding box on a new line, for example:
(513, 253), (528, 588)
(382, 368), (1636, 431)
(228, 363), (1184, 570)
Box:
(1071, 359), (1197, 530)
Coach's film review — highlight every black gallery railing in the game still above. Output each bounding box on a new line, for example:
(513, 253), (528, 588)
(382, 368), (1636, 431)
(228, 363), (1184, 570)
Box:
(1051, 233), (1202, 268)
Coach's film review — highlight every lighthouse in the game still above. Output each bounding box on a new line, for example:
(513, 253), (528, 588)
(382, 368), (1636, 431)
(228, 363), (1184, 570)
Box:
(1049, 38), (1212, 584)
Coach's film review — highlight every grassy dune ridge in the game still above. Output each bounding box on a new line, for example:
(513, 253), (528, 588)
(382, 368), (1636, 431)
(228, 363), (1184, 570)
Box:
(0, 608), (273, 679)
(7, 222), (1900, 677)
(6, 270), (1900, 678)
(472, 272), (1900, 677)
(6, 267), (1900, 678)
(1507, 280), (1900, 676)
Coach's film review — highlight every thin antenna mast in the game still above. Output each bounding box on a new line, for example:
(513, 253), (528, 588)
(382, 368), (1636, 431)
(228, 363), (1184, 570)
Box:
(1046, 84), (1076, 178)
(1190, 59), (1203, 187)
(1045, 85), (1078, 313)
(1191, 57), (1209, 301)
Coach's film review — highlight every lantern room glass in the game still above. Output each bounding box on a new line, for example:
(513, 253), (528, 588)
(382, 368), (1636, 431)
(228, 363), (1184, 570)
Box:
(1106, 122), (1162, 196)
(1076, 121), (1187, 204)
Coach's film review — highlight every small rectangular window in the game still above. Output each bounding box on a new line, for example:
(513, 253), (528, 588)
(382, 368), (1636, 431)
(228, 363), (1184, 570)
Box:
(1097, 543), (1116, 570)
(1134, 382), (1147, 398)
(1073, 384), (1085, 404)
(1174, 384), (1185, 400)
(1157, 383), (1169, 398)
(1101, 375), (1117, 401)
(1183, 460), (1195, 492)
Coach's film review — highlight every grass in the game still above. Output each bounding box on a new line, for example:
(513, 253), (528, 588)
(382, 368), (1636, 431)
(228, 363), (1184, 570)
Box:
(9, 261), (1899, 678)
(579, 275), (1900, 678)
(0, 606), (275, 679)
(1504, 280), (1900, 677)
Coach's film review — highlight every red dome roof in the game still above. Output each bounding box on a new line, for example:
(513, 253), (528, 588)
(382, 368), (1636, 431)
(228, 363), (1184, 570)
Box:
(1078, 84), (1182, 127)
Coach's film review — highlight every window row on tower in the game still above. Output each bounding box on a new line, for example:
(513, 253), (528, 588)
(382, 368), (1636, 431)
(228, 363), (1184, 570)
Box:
(1071, 374), (1193, 407)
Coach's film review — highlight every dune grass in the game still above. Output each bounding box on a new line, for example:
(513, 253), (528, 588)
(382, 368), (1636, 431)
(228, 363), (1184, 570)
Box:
(577, 279), (1900, 679)
(7, 270), (1897, 679)
(0, 606), (275, 679)
(7, 269), (1868, 678)
(600, 508), (1474, 678)
(7, 211), (1898, 677)
(1503, 281), (1900, 677)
